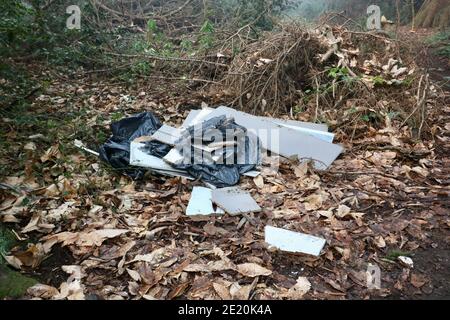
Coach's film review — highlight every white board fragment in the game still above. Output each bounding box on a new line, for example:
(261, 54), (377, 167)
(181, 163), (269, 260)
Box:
(198, 106), (343, 170)
(182, 108), (214, 128)
(265, 226), (326, 256)
(151, 125), (184, 146)
(186, 187), (224, 216)
(268, 121), (335, 143)
(211, 187), (261, 216)
(130, 140), (193, 179)
(242, 170), (261, 178)
(163, 148), (185, 166)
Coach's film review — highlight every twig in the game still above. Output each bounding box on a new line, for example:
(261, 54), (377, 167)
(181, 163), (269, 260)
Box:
(143, 75), (219, 84)
(314, 76), (320, 122)
(107, 52), (228, 67)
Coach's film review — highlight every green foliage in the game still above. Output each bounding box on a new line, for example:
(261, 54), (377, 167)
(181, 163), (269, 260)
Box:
(0, 0), (37, 56)
(0, 224), (36, 299)
(372, 75), (387, 86)
(0, 264), (38, 299)
(328, 66), (350, 80)
(0, 224), (15, 257)
(199, 20), (215, 49)
(147, 19), (158, 33)
(426, 31), (450, 58)
(361, 111), (380, 123)
(211, 0), (296, 30)
(0, 0), (117, 69)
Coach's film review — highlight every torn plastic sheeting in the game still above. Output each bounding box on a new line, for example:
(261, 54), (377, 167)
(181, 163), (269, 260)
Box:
(265, 226), (326, 257)
(99, 112), (169, 178)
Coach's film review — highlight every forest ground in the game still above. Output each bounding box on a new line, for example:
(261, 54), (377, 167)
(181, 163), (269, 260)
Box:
(0, 28), (449, 300)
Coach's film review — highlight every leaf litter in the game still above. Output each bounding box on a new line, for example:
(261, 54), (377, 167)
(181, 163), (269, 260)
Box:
(0, 27), (449, 301)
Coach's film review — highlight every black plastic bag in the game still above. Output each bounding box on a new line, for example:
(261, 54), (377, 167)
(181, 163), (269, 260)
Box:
(99, 112), (166, 179)
(174, 116), (261, 187)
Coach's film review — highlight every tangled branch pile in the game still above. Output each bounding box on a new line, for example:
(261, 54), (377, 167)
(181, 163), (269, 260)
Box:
(213, 23), (436, 138)
(219, 25), (322, 115)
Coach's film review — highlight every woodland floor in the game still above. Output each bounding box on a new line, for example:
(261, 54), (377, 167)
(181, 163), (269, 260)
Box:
(0, 29), (449, 300)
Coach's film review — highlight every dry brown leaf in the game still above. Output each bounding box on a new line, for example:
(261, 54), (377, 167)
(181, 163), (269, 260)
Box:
(56, 279), (85, 300)
(229, 282), (247, 300)
(411, 166), (429, 177)
(168, 282), (190, 299)
(374, 236), (386, 249)
(46, 202), (77, 223)
(12, 243), (46, 268)
(213, 282), (232, 300)
(253, 175), (264, 189)
(126, 268), (142, 282)
(236, 263), (272, 277)
(62, 265), (85, 280)
(130, 247), (168, 265)
(27, 284), (59, 299)
(304, 192), (328, 211)
(336, 205), (365, 220)
(42, 229), (128, 251)
(21, 214), (41, 233)
(410, 273), (427, 288)
(184, 259), (235, 273)
(3, 254), (23, 269)
(284, 277), (311, 299)
(294, 162), (308, 178)
(44, 184), (60, 197)
(41, 144), (60, 163)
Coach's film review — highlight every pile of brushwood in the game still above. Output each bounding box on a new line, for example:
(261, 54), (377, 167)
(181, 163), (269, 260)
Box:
(202, 23), (440, 142)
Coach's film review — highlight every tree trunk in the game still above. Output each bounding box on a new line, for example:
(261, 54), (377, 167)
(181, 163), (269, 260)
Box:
(415, 0), (450, 28)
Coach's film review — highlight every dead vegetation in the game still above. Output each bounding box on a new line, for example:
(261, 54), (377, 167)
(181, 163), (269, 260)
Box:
(206, 22), (437, 143)
(219, 24), (321, 115)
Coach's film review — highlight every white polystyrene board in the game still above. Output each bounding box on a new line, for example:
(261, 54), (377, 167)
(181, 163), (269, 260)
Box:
(211, 187), (261, 216)
(186, 187), (224, 216)
(130, 141), (187, 174)
(184, 106), (328, 132)
(163, 148), (185, 166)
(269, 121), (335, 143)
(214, 105), (328, 132)
(151, 169), (195, 180)
(269, 118), (328, 132)
(199, 106), (343, 170)
(264, 226), (326, 256)
(151, 125), (184, 146)
(242, 170), (261, 178)
(182, 108), (214, 128)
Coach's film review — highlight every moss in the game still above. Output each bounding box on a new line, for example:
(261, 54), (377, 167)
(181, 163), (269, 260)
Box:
(0, 264), (37, 298)
(0, 224), (16, 256)
(0, 223), (38, 299)
(386, 249), (412, 261)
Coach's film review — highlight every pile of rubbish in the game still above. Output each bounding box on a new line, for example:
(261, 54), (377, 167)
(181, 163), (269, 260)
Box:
(77, 105), (344, 256)
(98, 105), (343, 184)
